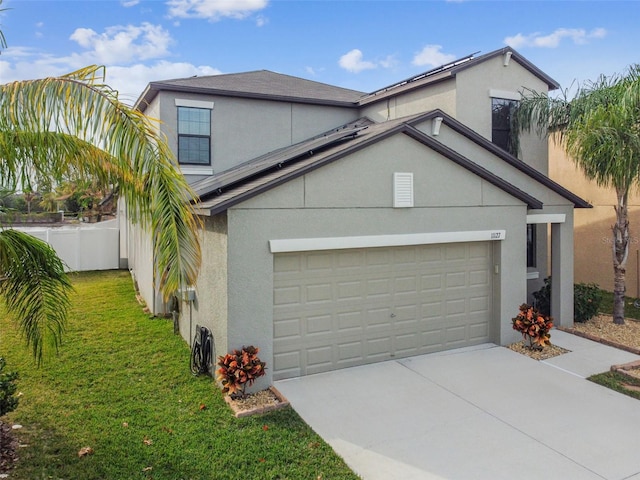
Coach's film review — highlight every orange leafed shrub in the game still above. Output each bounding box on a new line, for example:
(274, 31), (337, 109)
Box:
(512, 303), (553, 349)
(216, 346), (266, 398)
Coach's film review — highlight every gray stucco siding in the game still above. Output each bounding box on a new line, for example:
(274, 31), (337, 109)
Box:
(220, 135), (533, 386)
(455, 56), (550, 173)
(420, 122), (573, 208)
(360, 79), (457, 123)
(186, 214), (229, 366)
(225, 204), (528, 387)
(155, 91), (358, 175)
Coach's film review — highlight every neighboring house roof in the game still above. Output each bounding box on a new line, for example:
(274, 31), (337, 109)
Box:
(193, 111), (589, 217)
(357, 47), (560, 106)
(135, 70), (366, 111)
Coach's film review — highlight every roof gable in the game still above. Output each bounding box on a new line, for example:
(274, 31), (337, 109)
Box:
(358, 47), (559, 107)
(194, 111), (589, 216)
(411, 110), (590, 209)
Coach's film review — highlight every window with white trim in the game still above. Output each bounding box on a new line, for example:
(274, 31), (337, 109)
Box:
(491, 97), (518, 156)
(177, 106), (211, 165)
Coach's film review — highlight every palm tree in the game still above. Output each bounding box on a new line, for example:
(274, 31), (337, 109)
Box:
(515, 67), (640, 325)
(0, 24), (201, 362)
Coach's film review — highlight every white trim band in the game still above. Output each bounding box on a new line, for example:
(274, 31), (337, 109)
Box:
(180, 166), (214, 176)
(175, 99), (214, 109)
(526, 214), (566, 224)
(270, 230), (506, 253)
(489, 89), (520, 101)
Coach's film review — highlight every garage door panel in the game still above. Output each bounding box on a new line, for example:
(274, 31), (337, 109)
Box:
(273, 243), (493, 379)
(274, 285), (302, 306)
(306, 283), (333, 302)
(273, 317), (301, 340)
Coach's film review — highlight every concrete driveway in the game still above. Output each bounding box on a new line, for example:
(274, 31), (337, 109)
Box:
(275, 330), (640, 480)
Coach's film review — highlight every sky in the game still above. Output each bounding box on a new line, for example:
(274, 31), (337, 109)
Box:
(1, 0), (639, 105)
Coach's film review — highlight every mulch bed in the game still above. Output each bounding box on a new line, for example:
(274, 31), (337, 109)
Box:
(507, 339), (571, 360)
(224, 386), (289, 418)
(559, 314), (640, 355)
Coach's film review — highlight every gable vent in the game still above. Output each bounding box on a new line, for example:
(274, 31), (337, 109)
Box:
(393, 172), (414, 208)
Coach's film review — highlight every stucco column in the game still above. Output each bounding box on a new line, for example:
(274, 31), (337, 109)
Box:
(551, 221), (574, 327)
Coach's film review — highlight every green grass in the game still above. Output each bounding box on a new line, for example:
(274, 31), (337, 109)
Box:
(598, 289), (640, 320)
(1, 270), (360, 480)
(589, 371), (640, 401)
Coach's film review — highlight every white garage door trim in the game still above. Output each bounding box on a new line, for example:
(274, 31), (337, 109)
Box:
(269, 230), (505, 253)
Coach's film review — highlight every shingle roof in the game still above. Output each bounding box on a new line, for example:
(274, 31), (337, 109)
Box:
(135, 70), (366, 111)
(190, 118), (374, 199)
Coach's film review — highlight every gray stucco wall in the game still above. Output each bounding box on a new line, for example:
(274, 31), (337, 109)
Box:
(455, 56), (550, 173)
(154, 91), (358, 177)
(360, 79), (457, 122)
(217, 133), (537, 387)
(185, 214), (229, 365)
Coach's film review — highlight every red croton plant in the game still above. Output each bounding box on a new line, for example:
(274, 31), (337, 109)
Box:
(216, 346), (266, 398)
(512, 303), (554, 349)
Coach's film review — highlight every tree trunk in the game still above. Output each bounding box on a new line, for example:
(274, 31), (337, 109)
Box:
(612, 189), (629, 325)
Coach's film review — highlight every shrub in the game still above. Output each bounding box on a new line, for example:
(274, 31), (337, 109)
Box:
(512, 303), (553, 349)
(533, 277), (603, 323)
(216, 346), (266, 399)
(574, 283), (604, 323)
(0, 358), (19, 417)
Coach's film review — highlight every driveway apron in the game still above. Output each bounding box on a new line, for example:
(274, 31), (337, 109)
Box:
(275, 331), (640, 480)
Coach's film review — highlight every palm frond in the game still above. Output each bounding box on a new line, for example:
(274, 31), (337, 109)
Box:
(0, 229), (73, 364)
(0, 67), (201, 301)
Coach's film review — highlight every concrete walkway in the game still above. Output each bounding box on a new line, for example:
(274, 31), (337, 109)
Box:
(275, 330), (640, 480)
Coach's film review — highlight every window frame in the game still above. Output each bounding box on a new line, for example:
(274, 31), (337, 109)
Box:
(527, 223), (537, 269)
(491, 97), (518, 156)
(177, 106), (212, 166)
(174, 99), (214, 169)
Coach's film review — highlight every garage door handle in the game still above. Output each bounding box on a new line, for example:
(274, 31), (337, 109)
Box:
(390, 313), (396, 318)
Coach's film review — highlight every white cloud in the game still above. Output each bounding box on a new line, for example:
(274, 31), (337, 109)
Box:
(121, 0), (141, 6)
(338, 49), (377, 73)
(412, 45), (456, 67)
(505, 27), (607, 49)
(379, 54), (398, 69)
(0, 56), (221, 105)
(69, 23), (173, 65)
(255, 15), (268, 27)
(107, 61), (222, 104)
(166, 0), (268, 21)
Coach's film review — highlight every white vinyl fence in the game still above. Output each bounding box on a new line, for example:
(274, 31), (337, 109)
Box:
(12, 219), (120, 272)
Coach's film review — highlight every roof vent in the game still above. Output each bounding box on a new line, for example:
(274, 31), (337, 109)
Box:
(393, 173), (414, 208)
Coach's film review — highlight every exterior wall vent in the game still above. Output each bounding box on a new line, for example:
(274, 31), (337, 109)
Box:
(393, 172), (414, 208)
(432, 116), (443, 136)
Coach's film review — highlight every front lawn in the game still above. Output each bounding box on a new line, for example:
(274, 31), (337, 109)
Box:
(598, 289), (640, 320)
(0, 270), (359, 479)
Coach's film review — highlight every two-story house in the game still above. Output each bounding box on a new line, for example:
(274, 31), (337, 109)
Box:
(128, 47), (589, 385)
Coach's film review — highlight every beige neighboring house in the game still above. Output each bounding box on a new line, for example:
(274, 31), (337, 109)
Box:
(549, 141), (640, 294)
(126, 47), (589, 386)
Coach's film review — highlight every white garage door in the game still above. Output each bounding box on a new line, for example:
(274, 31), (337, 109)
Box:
(273, 242), (492, 380)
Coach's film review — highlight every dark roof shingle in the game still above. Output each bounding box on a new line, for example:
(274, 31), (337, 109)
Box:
(135, 70), (365, 110)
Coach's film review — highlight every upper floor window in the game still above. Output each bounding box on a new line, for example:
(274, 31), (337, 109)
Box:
(491, 97), (518, 156)
(177, 106), (211, 165)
